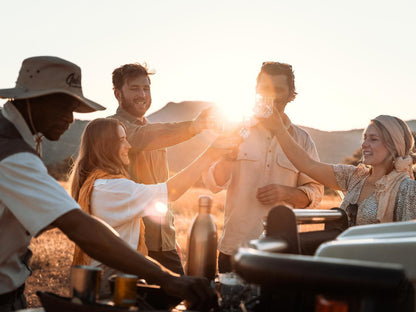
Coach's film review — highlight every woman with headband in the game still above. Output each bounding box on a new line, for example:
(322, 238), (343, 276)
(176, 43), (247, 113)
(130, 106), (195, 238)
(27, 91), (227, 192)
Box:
(264, 113), (415, 226)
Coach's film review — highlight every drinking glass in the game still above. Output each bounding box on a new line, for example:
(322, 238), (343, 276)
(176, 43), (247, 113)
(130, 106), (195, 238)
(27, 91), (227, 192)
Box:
(253, 94), (274, 119)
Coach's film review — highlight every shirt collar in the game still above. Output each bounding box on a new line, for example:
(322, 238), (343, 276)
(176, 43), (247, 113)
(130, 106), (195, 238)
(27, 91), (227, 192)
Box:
(2, 101), (37, 150)
(116, 106), (148, 125)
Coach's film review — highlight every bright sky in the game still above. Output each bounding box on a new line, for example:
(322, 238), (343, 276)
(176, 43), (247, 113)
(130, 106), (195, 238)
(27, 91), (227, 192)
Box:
(1, 0), (415, 131)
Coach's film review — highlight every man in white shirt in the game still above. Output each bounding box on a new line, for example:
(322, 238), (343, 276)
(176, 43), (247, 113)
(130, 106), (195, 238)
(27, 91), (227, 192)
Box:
(203, 62), (324, 272)
(0, 56), (216, 311)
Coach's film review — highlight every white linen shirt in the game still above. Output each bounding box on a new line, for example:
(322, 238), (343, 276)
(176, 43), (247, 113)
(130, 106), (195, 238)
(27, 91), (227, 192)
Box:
(0, 102), (80, 294)
(89, 178), (167, 267)
(203, 119), (323, 255)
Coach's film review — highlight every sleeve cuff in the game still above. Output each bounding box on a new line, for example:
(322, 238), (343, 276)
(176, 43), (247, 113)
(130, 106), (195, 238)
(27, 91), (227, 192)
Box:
(202, 162), (230, 193)
(297, 184), (324, 209)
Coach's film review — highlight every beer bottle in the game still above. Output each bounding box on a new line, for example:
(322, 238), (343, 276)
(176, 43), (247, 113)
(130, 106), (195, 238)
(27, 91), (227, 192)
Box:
(186, 195), (218, 281)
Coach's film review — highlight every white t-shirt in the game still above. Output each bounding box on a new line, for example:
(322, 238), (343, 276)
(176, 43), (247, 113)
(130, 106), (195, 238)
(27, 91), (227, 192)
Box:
(89, 178), (167, 267)
(0, 153), (80, 293)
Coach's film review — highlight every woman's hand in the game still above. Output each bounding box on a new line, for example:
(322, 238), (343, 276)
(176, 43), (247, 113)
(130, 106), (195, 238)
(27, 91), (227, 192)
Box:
(259, 108), (286, 133)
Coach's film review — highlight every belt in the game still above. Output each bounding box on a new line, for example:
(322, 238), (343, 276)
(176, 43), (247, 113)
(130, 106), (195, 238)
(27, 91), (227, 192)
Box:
(0, 284), (25, 305)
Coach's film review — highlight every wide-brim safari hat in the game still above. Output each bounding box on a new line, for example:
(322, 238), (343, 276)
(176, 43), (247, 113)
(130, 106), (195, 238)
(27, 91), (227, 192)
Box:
(0, 56), (105, 113)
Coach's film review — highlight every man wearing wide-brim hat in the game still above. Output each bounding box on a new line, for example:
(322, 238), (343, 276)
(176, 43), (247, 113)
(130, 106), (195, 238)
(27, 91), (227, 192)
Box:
(0, 56), (216, 311)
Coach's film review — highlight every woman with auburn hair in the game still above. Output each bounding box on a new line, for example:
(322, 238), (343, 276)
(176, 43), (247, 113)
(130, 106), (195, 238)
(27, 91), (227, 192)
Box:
(266, 113), (416, 227)
(69, 117), (240, 297)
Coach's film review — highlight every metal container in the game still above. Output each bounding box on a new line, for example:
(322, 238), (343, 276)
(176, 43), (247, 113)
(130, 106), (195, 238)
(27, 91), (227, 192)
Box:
(186, 195), (218, 280)
(113, 274), (138, 307)
(70, 265), (102, 304)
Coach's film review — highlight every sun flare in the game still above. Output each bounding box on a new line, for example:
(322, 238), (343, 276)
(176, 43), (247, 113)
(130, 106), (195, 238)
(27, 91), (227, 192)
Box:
(210, 94), (258, 136)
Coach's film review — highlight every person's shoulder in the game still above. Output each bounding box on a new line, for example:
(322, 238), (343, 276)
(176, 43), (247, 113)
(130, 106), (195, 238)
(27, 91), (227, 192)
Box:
(399, 176), (416, 190)
(334, 163), (368, 178)
(94, 177), (140, 191)
(107, 112), (124, 123)
(290, 124), (317, 148)
(0, 116), (37, 161)
(350, 163), (370, 176)
(0, 138), (37, 162)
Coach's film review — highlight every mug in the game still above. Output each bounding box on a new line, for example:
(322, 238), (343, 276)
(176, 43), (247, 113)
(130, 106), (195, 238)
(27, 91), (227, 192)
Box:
(70, 265), (102, 304)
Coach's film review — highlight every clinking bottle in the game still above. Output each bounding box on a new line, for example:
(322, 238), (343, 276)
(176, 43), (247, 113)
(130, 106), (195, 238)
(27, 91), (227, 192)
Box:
(186, 195), (218, 281)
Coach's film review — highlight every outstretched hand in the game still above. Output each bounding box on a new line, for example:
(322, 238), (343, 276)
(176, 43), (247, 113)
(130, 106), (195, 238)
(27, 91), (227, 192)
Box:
(192, 106), (222, 134)
(162, 275), (218, 311)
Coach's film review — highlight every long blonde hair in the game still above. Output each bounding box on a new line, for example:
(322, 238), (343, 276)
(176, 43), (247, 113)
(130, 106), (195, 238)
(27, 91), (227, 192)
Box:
(69, 118), (129, 201)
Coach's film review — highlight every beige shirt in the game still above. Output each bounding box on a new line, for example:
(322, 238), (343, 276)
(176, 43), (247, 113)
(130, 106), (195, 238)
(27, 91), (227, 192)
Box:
(204, 118), (323, 255)
(110, 107), (195, 251)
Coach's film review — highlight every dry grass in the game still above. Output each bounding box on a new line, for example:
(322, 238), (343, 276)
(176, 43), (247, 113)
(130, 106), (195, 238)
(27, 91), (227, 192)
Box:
(25, 183), (341, 308)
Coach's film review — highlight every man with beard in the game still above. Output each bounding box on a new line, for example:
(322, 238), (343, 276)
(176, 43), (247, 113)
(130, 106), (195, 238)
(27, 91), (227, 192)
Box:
(109, 63), (216, 275)
(0, 56), (216, 311)
(203, 62), (324, 273)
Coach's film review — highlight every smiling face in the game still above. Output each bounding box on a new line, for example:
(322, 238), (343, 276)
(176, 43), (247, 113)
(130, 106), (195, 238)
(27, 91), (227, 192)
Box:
(117, 125), (131, 165)
(115, 75), (151, 119)
(256, 73), (290, 113)
(29, 93), (79, 141)
(361, 124), (392, 168)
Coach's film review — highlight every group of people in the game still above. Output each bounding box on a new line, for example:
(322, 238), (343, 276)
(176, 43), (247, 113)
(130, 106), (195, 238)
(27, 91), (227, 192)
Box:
(0, 56), (415, 311)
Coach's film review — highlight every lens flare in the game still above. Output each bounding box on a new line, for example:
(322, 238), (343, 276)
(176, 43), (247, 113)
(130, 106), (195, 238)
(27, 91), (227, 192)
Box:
(155, 201), (168, 215)
(210, 95), (258, 140)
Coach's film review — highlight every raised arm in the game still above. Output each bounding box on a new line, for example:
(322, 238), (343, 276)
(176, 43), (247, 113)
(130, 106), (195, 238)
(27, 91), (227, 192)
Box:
(166, 135), (241, 201)
(273, 112), (339, 190)
(126, 121), (195, 151)
(126, 107), (217, 151)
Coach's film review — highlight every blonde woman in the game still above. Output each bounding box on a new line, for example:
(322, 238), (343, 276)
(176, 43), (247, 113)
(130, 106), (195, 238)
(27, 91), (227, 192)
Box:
(268, 113), (416, 226)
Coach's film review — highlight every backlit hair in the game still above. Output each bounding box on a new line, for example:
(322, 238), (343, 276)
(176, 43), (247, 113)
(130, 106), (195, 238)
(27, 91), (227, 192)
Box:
(257, 61), (297, 102)
(112, 63), (154, 90)
(69, 118), (128, 201)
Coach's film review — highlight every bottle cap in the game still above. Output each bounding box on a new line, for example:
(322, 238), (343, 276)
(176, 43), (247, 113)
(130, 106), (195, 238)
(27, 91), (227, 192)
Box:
(198, 195), (212, 207)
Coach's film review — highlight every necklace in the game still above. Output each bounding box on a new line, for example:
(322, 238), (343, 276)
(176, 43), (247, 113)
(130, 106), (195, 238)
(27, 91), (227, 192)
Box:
(26, 99), (44, 156)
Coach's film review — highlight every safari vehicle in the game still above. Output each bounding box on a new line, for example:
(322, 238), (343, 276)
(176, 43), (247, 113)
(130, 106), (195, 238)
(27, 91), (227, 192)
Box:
(231, 205), (416, 312)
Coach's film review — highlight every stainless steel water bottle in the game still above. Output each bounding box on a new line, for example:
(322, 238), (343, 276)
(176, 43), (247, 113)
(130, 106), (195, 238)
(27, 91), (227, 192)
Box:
(186, 195), (218, 281)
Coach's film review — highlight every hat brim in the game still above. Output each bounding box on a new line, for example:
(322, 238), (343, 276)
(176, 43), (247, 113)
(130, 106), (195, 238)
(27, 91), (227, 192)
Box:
(0, 86), (105, 113)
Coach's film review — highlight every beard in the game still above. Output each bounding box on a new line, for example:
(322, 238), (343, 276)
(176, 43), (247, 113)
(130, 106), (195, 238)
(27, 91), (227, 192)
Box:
(120, 93), (151, 118)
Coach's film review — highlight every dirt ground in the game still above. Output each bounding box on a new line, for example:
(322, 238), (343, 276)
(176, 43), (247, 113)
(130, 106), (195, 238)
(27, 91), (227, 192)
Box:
(25, 229), (74, 307)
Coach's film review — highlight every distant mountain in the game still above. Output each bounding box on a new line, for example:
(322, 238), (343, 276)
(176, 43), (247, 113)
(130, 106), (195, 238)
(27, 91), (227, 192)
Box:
(40, 102), (416, 174)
